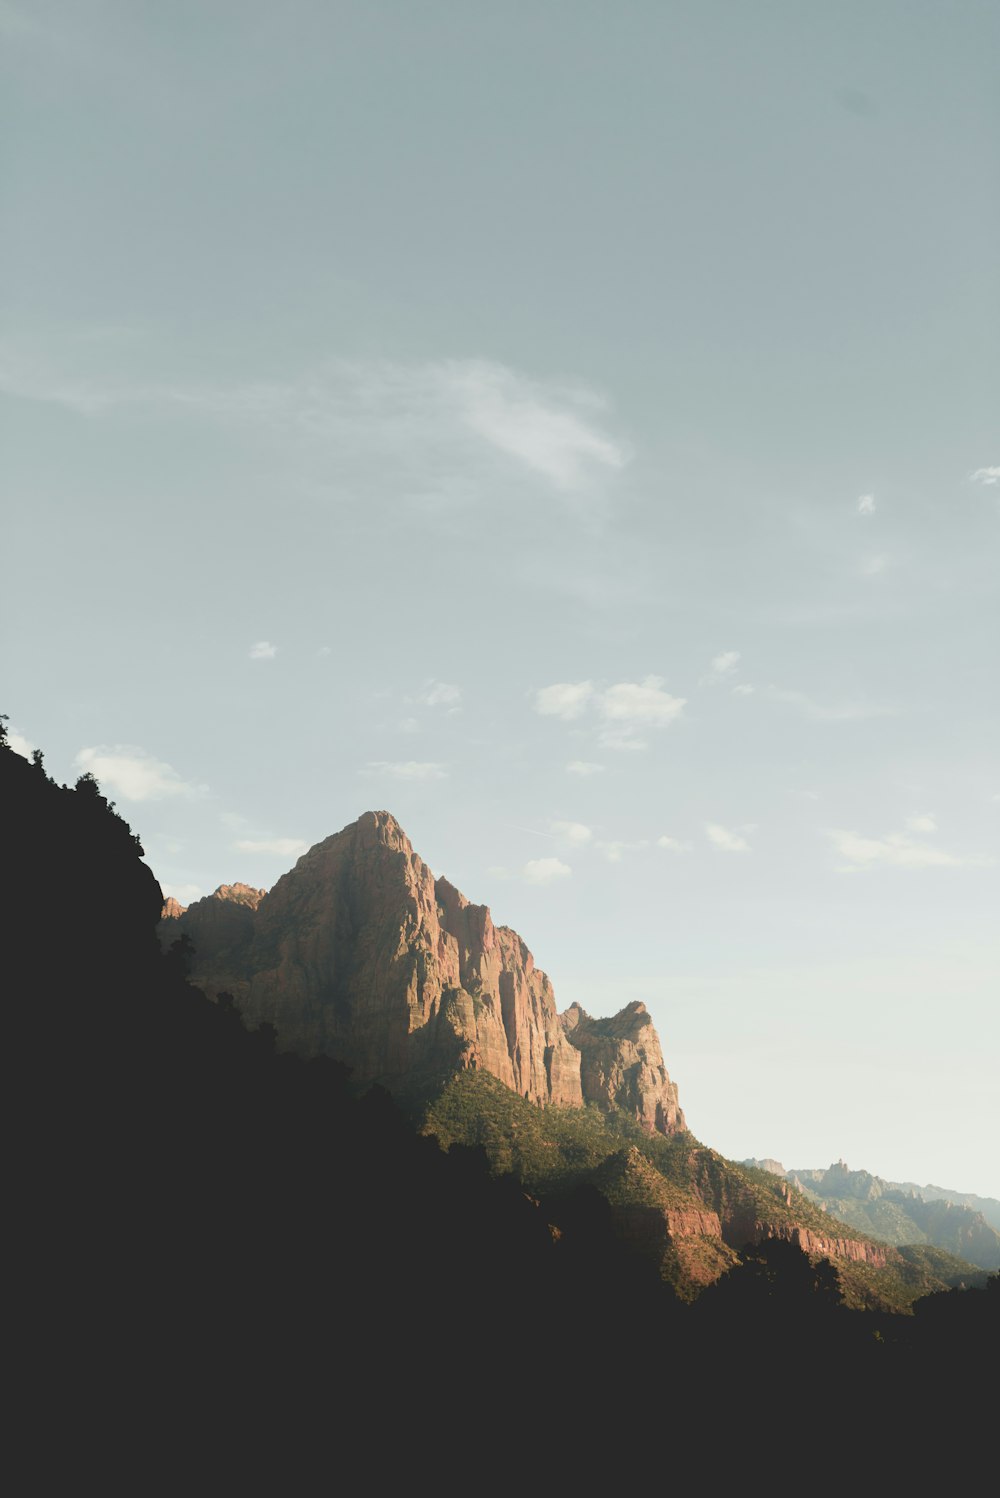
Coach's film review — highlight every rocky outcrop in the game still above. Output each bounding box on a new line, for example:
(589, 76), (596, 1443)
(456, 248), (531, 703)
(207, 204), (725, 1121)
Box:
(159, 813), (588, 1107)
(561, 1001), (685, 1133)
(744, 1157), (787, 1177)
(780, 1160), (1000, 1269)
(752, 1222), (890, 1267)
(160, 882), (266, 999)
(160, 896), (187, 921)
(156, 812), (692, 1130)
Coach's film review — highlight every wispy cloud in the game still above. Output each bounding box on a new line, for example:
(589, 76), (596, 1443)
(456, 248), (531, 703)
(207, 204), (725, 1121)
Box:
(766, 686), (892, 722)
(1, 350), (628, 505)
(522, 857), (572, 885)
(732, 683), (755, 697)
(535, 682), (594, 720)
(970, 466), (1000, 487)
(596, 838), (648, 863)
(827, 828), (992, 872)
(444, 361), (628, 491)
(249, 640), (277, 660)
(551, 820), (593, 846)
(74, 746), (207, 802)
(657, 835), (693, 853)
(359, 760), (448, 781)
(415, 680), (461, 710)
(860, 554), (888, 577)
(857, 494), (876, 515)
(904, 814), (937, 835)
(705, 822), (751, 853)
(702, 650), (741, 685)
(235, 837), (309, 857)
(536, 676), (684, 751)
(566, 760), (604, 776)
(160, 881), (203, 906)
(6, 725), (34, 759)
(600, 678), (685, 732)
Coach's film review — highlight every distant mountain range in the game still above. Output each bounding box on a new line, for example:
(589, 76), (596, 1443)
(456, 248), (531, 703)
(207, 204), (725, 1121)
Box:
(158, 810), (988, 1308)
(744, 1159), (1000, 1270)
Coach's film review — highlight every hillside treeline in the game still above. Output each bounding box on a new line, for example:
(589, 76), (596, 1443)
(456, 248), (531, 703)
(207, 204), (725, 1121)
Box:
(3, 720), (994, 1484)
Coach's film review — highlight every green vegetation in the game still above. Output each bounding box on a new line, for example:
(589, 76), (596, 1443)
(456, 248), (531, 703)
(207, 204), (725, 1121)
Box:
(421, 1070), (983, 1312)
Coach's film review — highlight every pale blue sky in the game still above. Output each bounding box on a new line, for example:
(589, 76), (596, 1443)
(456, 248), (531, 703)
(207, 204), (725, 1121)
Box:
(3, 1), (998, 1192)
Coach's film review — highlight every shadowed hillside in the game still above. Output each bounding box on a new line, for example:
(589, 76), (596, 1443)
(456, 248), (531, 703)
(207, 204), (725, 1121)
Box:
(3, 718), (996, 1482)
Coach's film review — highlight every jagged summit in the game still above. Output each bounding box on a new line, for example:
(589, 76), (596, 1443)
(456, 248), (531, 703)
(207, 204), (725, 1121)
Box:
(159, 810), (687, 1134)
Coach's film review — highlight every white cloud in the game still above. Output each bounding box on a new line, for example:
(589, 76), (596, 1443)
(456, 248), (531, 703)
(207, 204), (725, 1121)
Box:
(551, 820), (593, 846)
(600, 676), (685, 728)
(860, 554), (888, 577)
(6, 726), (33, 759)
(732, 683), (755, 697)
(359, 760), (448, 781)
(73, 746), (206, 802)
(523, 857), (572, 885)
(317, 645), (333, 658)
(249, 640), (277, 660)
(766, 686), (891, 722)
(235, 837), (309, 858)
(904, 814), (937, 834)
(537, 675), (684, 752)
(597, 839), (648, 863)
(535, 681), (593, 720)
(970, 466), (1000, 486)
(706, 650), (740, 681)
(7, 353), (628, 508)
(857, 494), (876, 515)
(566, 760), (604, 776)
(446, 361), (628, 490)
(657, 835), (693, 853)
(160, 882), (203, 906)
(417, 679), (461, 709)
(706, 822), (751, 853)
(827, 828), (991, 872)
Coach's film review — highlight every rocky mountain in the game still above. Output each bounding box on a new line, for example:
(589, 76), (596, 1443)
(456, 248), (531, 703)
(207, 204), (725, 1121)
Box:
(745, 1159), (1000, 1271)
(901, 1183), (1000, 1233)
(157, 809), (987, 1307)
(159, 810), (683, 1132)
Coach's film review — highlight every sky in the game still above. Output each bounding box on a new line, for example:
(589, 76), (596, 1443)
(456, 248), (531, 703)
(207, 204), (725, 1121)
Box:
(2, 0), (998, 1194)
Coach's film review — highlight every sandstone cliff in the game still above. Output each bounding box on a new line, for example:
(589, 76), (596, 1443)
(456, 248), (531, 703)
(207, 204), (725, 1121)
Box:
(561, 1000), (685, 1133)
(160, 812), (609, 1111)
(157, 813), (690, 1131)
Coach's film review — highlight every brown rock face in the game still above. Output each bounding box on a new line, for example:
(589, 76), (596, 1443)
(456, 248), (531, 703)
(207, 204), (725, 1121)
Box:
(752, 1223), (890, 1268)
(561, 1000), (686, 1133)
(158, 812), (689, 1130)
(163, 812), (586, 1107)
(159, 883), (266, 998)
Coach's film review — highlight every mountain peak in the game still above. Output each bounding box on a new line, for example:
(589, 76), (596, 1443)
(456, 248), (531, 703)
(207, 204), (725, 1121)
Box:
(157, 813), (687, 1135)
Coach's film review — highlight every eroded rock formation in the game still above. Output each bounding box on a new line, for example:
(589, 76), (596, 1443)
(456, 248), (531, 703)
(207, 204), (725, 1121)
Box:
(561, 1000), (685, 1133)
(160, 812), (602, 1111)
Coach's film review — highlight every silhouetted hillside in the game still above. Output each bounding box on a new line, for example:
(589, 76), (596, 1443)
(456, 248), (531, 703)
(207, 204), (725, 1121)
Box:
(3, 718), (995, 1481)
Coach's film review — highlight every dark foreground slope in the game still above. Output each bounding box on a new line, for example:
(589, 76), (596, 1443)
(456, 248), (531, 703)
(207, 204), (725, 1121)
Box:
(3, 723), (996, 1485)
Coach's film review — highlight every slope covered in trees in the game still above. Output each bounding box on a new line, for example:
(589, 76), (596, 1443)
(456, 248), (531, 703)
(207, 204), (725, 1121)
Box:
(3, 719), (995, 1482)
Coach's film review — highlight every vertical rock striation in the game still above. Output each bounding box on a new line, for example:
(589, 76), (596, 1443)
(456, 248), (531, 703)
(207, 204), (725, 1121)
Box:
(158, 811), (686, 1131)
(561, 1000), (686, 1133)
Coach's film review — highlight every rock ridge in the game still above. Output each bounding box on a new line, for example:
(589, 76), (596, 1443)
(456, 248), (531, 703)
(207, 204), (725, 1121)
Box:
(160, 811), (686, 1129)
